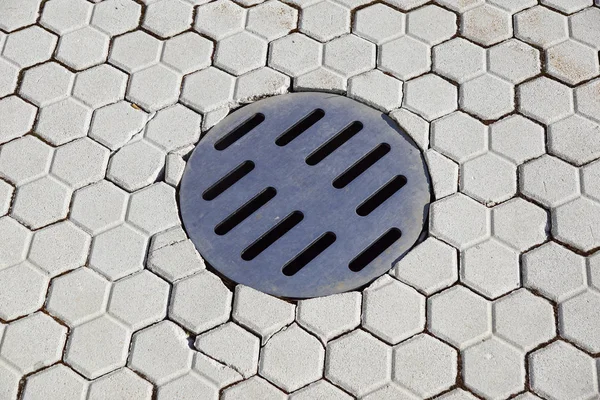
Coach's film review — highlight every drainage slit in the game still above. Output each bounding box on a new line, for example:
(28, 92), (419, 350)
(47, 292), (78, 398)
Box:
(214, 187), (277, 236)
(202, 160), (255, 201)
(356, 175), (407, 217)
(275, 109), (325, 146)
(349, 228), (402, 272)
(214, 113), (265, 151)
(306, 121), (363, 166)
(282, 232), (336, 276)
(241, 211), (304, 261)
(333, 143), (391, 189)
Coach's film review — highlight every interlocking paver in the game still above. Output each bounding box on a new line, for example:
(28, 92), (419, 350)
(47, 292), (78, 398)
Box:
(143, 0), (193, 38)
(0, 261), (48, 321)
(515, 6), (569, 49)
(268, 33), (322, 78)
(70, 180), (128, 235)
(353, 4), (404, 45)
(246, 1), (298, 41)
(87, 368), (153, 400)
(19, 62), (74, 108)
(325, 330), (392, 397)
(221, 376), (286, 400)
(520, 154), (580, 208)
(432, 38), (485, 84)
(324, 34), (375, 79)
(460, 73), (515, 121)
(40, 0), (92, 35)
(294, 67), (346, 93)
(552, 196), (600, 252)
(488, 39), (541, 85)
(35, 97), (93, 146)
(406, 5), (456, 45)
(147, 238), (204, 281)
(403, 74), (457, 121)
(56, 26), (110, 71)
(0, 181), (13, 216)
(11, 175), (71, 229)
(431, 111), (487, 163)
(461, 152), (516, 205)
(0, 96), (36, 145)
(489, 115), (545, 165)
(522, 242), (587, 302)
(547, 39), (599, 85)
(541, 0), (592, 14)
(559, 290), (600, 353)
(2, 26), (57, 69)
(462, 4), (512, 46)
(379, 36), (429, 81)
(570, 7), (600, 50)
(529, 341), (599, 400)
(0, 0), (41, 32)
(234, 67), (290, 103)
(435, 0), (483, 13)
(215, 31), (268, 76)
(348, 70), (403, 112)
(0, 216), (32, 270)
(107, 139), (165, 191)
(51, 138), (109, 189)
(389, 108), (429, 151)
(289, 380), (352, 399)
(126, 182), (180, 235)
(127, 64), (182, 111)
(194, 0), (246, 41)
(582, 159), (600, 202)
(22, 364), (88, 400)
(493, 289), (556, 351)
(576, 78), (600, 123)
(0, 59), (19, 98)
(73, 64), (127, 109)
(392, 334), (457, 397)
(548, 114), (600, 166)
(109, 31), (162, 73)
(156, 372), (218, 400)
(362, 276), (425, 344)
(161, 32), (213, 75)
(46, 267), (110, 326)
(362, 383), (419, 399)
(428, 286), (491, 349)
(89, 101), (148, 150)
(0, 361), (19, 400)
(492, 198), (548, 252)
(180, 67), (236, 113)
(192, 352), (242, 389)
(299, 1), (350, 42)
(436, 388), (480, 400)
(91, 0), (141, 36)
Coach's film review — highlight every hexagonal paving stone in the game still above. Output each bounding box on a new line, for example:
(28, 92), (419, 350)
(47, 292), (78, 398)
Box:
(541, 0), (592, 14)
(461, 152), (516, 205)
(46, 267), (110, 327)
(162, 32), (213, 75)
(87, 367), (153, 400)
(109, 31), (162, 73)
(0, 135), (53, 187)
(430, 111), (487, 163)
(0, 312), (67, 374)
(19, 62), (74, 107)
(181, 67), (235, 113)
(128, 321), (193, 385)
(362, 383), (418, 400)
(70, 180), (128, 235)
(142, 0), (193, 39)
(51, 137), (109, 189)
(2, 26), (57, 68)
(429, 193), (490, 250)
(392, 334), (457, 397)
(91, 0), (141, 36)
(0, 0), (42, 32)
(127, 64), (182, 111)
(65, 315), (132, 379)
(558, 290), (600, 353)
(192, 352), (242, 390)
(546, 39), (599, 85)
(232, 285), (295, 344)
(221, 376), (286, 400)
(520, 77), (575, 125)
(548, 114), (600, 166)
(246, 1), (298, 41)
(488, 39), (541, 85)
(56, 26), (110, 70)
(348, 70), (403, 112)
(35, 97), (93, 146)
(40, 0), (92, 35)
(0, 261), (48, 321)
(215, 31), (268, 76)
(522, 242), (587, 302)
(406, 5), (456, 45)
(194, 0), (246, 40)
(144, 104), (201, 152)
(300, 0), (350, 42)
(582, 159), (600, 202)
(432, 37), (486, 84)
(127, 183), (180, 235)
(363, 276), (425, 344)
(460, 73), (514, 121)
(492, 198), (548, 252)
(72, 64), (127, 109)
(289, 380), (352, 400)
(428, 286), (491, 349)
(268, 33), (322, 78)
(552, 196), (600, 252)
(11, 175), (71, 229)
(107, 139), (165, 192)
(576, 78), (600, 123)
(515, 6), (569, 49)
(169, 271), (232, 333)
(23, 364), (87, 400)
(147, 238), (204, 282)
(89, 101), (148, 150)
(0, 216), (32, 270)
(529, 341), (599, 400)
(570, 7), (600, 50)
(461, 4), (512, 46)
(324, 34), (375, 78)
(156, 371), (218, 400)
(294, 67), (346, 94)
(0, 96), (37, 144)
(462, 337), (525, 399)
(234, 67), (290, 104)
(378, 36), (429, 81)
(433, 0), (484, 12)
(493, 289), (556, 351)
(0, 58), (19, 98)
(353, 3), (404, 45)
(0, 361), (20, 400)
(489, 115), (545, 165)
(403, 74), (457, 121)
(520, 154), (580, 208)
(325, 330), (392, 397)
(0, 181), (14, 216)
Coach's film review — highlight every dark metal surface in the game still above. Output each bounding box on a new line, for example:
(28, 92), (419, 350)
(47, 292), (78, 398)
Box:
(179, 92), (430, 299)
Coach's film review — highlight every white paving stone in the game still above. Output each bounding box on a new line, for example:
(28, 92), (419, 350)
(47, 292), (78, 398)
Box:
(548, 114), (600, 166)
(582, 159), (600, 202)
(348, 70), (403, 112)
(234, 67), (290, 103)
(379, 36), (429, 81)
(361, 383), (419, 400)
(403, 74), (457, 121)
(180, 67), (235, 113)
(571, 7), (600, 50)
(107, 139), (165, 192)
(520, 155), (580, 208)
(353, 4), (404, 45)
(289, 380), (352, 399)
(147, 238), (205, 281)
(431, 111), (487, 163)
(515, 6), (569, 49)
(246, 1), (298, 41)
(127, 64), (182, 112)
(0, 0), (42, 32)
(460, 151), (516, 205)
(91, 0), (141, 36)
(221, 376), (286, 400)
(56, 26), (110, 71)
(461, 4), (512, 46)
(0, 58), (19, 98)
(558, 289), (600, 353)
(35, 97), (93, 146)
(2, 26), (57, 68)
(143, 0), (193, 39)
(126, 182), (180, 235)
(22, 364), (88, 400)
(73, 64), (127, 110)
(489, 115), (545, 165)
(40, 0), (92, 35)
(576, 78), (600, 123)
(389, 108), (429, 151)
(0, 180), (13, 216)
(144, 104), (201, 152)
(192, 352), (242, 389)
(11, 175), (71, 229)
(432, 38), (485, 84)
(0, 136), (53, 186)
(460, 73), (515, 121)
(0, 96), (37, 144)
(546, 39), (599, 85)
(0, 261), (48, 321)
(194, 0), (246, 41)
(268, 33), (322, 78)
(406, 5), (456, 46)
(325, 34), (375, 79)
(87, 368), (153, 400)
(162, 32), (212, 75)
(50, 137), (110, 189)
(155, 371), (218, 400)
(0, 216), (32, 270)
(492, 198), (548, 252)
(90, 101), (149, 150)
(488, 39), (541, 85)
(109, 31), (162, 73)
(215, 31), (268, 76)
(70, 180), (129, 235)
(299, 0), (350, 43)
(552, 196), (600, 252)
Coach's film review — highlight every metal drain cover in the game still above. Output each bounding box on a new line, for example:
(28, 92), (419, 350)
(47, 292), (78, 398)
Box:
(180, 92), (430, 299)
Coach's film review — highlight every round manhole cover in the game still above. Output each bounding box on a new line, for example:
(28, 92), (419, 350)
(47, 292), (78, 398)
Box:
(180, 92), (431, 299)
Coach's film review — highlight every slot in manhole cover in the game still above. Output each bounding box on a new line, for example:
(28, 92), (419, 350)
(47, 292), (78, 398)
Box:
(180, 92), (431, 299)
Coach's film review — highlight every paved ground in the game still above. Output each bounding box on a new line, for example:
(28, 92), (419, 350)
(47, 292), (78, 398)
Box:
(0, 0), (600, 399)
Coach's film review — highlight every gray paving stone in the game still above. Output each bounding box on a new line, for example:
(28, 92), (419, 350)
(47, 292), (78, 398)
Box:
(161, 32), (213, 75)
(492, 198), (548, 252)
(435, 388), (480, 400)
(155, 371), (218, 400)
(460, 152), (516, 205)
(22, 364), (88, 400)
(126, 182), (180, 235)
(65, 315), (132, 379)
(384, 0), (427, 10)
(56, 26), (110, 71)
(194, 0), (246, 41)
(215, 31), (268, 76)
(299, 0), (350, 42)
(73, 64), (128, 109)
(570, 7), (600, 50)
(221, 376), (286, 400)
(0, 58), (19, 98)
(147, 238), (205, 281)
(353, 3), (404, 45)
(11, 175), (71, 229)
(547, 39), (599, 85)
(127, 64), (182, 111)
(40, 0), (92, 35)
(582, 159), (600, 202)
(406, 5), (456, 45)
(234, 67), (290, 103)
(489, 115), (545, 165)
(192, 352), (242, 389)
(0, 216), (32, 270)
(552, 196), (600, 252)
(91, 0), (141, 36)
(0, 180), (13, 216)
(541, 0), (592, 14)
(460, 73), (515, 121)
(294, 67), (346, 93)
(576, 78), (600, 123)
(0, 96), (36, 145)
(35, 97), (93, 146)
(268, 33), (322, 78)
(107, 139), (165, 192)
(529, 341), (599, 400)
(362, 276), (425, 344)
(87, 367), (153, 400)
(432, 38), (485, 84)
(149, 224), (187, 253)
(430, 111), (487, 163)
(0, 0), (41, 32)
(493, 289), (556, 351)
(324, 34), (375, 79)
(128, 321), (193, 385)
(143, 0), (193, 39)
(404, 74), (457, 121)
(144, 104), (201, 152)
(19, 62), (74, 107)
(46, 267), (110, 327)
(289, 380), (352, 400)
(348, 70), (403, 112)
(70, 180), (129, 235)
(325, 330), (392, 397)
(392, 334), (457, 397)
(558, 289), (600, 353)
(246, 0), (298, 41)
(589, 253), (600, 291)
(428, 286), (491, 349)
(522, 242), (587, 302)
(488, 39), (541, 85)
(297, 292), (361, 344)
(462, 336), (525, 399)
(434, 0), (483, 13)
(379, 36), (429, 81)
(0, 312), (67, 374)
(461, 4), (512, 46)
(515, 6), (569, 49)
(0, 361), (19, 400)
(362, 383), (419, 399)
(51, 137), (109, 189)
(392, 236), (458, 295)
(0, 261), (48, 321)
(170, 271), (232, 333)
(202, 107), (230, 130)
(389, 108), (429, 151)
(180, 67), (236, 113)
(429, 193), (490, 250)
(519, 154), (580, 208)
(232, 285), (295, 344)
(90, 101), (149, 150)
(548, 114), (600, 166)
(2, 26), (57, 68)
(109, 31), (163, 73)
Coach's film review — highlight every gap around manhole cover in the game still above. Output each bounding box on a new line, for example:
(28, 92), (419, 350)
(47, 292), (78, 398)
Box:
(179, 92), (431, 299)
